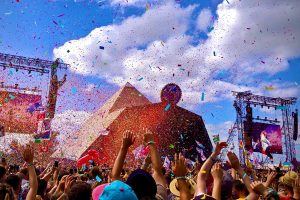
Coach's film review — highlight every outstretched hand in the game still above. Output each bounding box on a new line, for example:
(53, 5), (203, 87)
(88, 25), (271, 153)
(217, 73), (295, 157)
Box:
(250, 181), (267, 195)
(214, 142), (227, 156)
(121, 131), (136, 149)
(143, 129), (154, 144)
(211, 163), (223, 181)
(172, 153), (187, 177)
(227, 151), (240, 170)
(23, 145), (34, 164)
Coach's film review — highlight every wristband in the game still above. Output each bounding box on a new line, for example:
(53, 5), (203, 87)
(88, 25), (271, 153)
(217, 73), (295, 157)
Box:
(242, 172), (247, 179)
(176, 176), (187, 180)
(147, 141), (155, 146)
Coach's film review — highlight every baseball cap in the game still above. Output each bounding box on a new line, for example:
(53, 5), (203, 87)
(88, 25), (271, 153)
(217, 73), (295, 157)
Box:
(99, 180), (138, 200)
(93, 183), (108, 200)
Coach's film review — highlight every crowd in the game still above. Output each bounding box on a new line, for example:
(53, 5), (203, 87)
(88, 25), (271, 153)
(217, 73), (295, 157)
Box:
(0, 129), (299, 200)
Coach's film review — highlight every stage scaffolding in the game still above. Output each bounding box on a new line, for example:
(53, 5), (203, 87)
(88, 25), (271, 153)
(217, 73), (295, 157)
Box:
(222, 91), (297, 166)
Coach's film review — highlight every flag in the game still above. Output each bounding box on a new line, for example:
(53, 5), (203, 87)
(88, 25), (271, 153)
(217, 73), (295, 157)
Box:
(132, 145), (149, 160)
(212, 135), (220, 144)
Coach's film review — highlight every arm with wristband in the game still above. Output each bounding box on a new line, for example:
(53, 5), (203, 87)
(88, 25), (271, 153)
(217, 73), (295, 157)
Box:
(172, 153), (191, 200)
(23, 145), (38, 200)
(227, 152), (259, 200)
(111, 131), (135, 181)
(196, 142), (227, 195)
(144, 129), (167, 188)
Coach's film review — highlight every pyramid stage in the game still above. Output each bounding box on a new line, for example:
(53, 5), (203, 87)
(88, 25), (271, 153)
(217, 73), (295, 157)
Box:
(52, 83), (212, 165)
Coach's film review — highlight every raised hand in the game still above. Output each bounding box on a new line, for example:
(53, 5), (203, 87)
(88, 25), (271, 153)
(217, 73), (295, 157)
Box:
(211, 163), (223, 181)
(264, 171), (277, 187)
(64, 176), (75, 194)
(172, 153), (187, 177)
(250, 181), (267, 196)
(227, 151), (240, 170)
(121, 131), (136, 149)
(143, 129), (154, 144)
(214, 142), (227, 156)
(23, 145), (34, 164)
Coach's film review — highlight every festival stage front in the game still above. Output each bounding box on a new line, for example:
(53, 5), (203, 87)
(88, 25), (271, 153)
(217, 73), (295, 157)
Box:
(52, 83), (212, 165)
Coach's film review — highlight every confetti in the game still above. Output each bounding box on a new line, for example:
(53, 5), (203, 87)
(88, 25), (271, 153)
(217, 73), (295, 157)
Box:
(145, 3), (149, 11)
(169, 144), (175, 149)
(67, 50), (70, 53)
(261, 61), (265, 64)
(226, 0), (230, 4)
(164, 103), (171, 111)
(213, 51), (216, 56)
(99, 46), (104, 50)
(35, 139), (41, 144)
(208, 26), (214, 32)
(200, 170), (206, 173)
(52, 20), (58, 25)
(201, 92), (205, 101)
(265, 86), (274, 90)
(137, 77), (143, 81)
(4, 12), (13, 15)
(71, 87), (77, 94)
(9, 94), (15, 99)
(96, 175), (102, 182)
(57, 14), (65, 17)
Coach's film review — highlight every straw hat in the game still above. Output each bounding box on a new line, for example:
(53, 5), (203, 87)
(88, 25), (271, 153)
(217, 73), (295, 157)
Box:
(169, 178), (196, 197)
(279, 171), (298, 187)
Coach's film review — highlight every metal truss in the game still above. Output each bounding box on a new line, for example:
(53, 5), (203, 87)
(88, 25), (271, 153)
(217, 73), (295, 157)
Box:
(0, 53), (69, 74)
(230, 91), (297, 165)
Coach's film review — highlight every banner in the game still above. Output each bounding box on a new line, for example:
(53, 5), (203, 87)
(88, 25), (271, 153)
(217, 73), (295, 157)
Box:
(0, 91), (42, 134)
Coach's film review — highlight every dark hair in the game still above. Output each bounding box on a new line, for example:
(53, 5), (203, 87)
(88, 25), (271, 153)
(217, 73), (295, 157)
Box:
(37, 179), (48, 197)
(126, 169), (157, 199)
(91, 167), (100, 178)
(20, 168), (29, 177)
(0, 166), (6, 180)
(0, 183), (14, 200)
(67, 182), (91, 200)
(5, 174), (21, 192)
(233, 180), (247, 193)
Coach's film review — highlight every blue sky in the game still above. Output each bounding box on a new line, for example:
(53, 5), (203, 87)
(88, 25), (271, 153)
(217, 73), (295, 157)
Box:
(1, 0), (300, 161)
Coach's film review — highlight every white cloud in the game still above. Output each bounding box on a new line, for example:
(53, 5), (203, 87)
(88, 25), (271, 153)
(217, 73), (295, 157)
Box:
(196, 8), (213, 32)
(206, 121), (234, 141)
(54, 0), (300, 107)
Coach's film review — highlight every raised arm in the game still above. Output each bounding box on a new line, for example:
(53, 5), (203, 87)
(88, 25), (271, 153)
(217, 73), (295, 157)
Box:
(211, 163), (223, 200)
(23, 146), (38, 200)
(227, 152), (259, 200)
(143, 129), (167, 187)
(111, 131), (135, 181)
(172, 153), (191, 200)
(196, 142), (227, 195)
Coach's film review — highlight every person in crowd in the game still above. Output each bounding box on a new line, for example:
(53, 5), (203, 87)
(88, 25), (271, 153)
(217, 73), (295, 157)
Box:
(1, 129), (300, 200)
